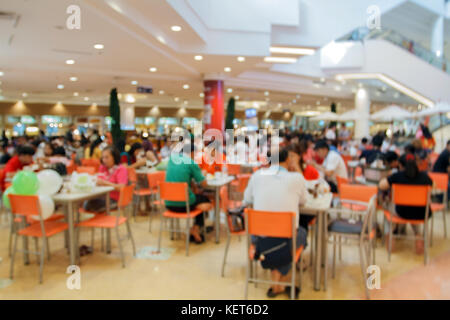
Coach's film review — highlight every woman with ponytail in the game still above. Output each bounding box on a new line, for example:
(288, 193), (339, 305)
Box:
(379, 152), (432, 254)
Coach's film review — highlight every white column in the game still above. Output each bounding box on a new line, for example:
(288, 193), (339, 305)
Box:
(120, 103), (135, 130)
(431, 16), (444, 57)
(354, 88), (370, 139)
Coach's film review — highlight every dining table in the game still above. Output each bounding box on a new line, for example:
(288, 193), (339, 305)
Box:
(300, 191), (333, 291)
(51, 186), (115, 266)
(204, 175), (235, 243)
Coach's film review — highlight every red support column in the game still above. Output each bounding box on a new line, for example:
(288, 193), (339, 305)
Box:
(204, 80), (224, 132)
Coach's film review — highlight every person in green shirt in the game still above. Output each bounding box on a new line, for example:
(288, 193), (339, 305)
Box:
(165, 143), (212, 243)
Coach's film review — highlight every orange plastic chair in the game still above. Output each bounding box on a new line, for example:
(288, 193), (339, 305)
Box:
(384, 184), (431, 264)
(227, 164), (241, 176)
(66, 160), (76, 175)
(147, 171), (166, 232)
(76, 166), (96, 175)
(8, 194), (69, 283)
(428, 172), (448, 241)
(339, 182), (375, 212)
(244, 208), (304, 300)
(76, 185), (136, 267)
(156, 182), (206, 256)
(220, 186), (246, 277)
(81, 158), (101, 172)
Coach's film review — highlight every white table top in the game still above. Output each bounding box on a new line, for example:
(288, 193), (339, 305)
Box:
(347, 160), (360, 168)
(52, 186), (114, 203)
(206, 175), (235, 187)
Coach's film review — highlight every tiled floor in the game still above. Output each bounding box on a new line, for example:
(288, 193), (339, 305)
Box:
(0, 210), (449, 300)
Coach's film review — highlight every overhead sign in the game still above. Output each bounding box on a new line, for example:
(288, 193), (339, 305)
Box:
(136, 86), (153, 94)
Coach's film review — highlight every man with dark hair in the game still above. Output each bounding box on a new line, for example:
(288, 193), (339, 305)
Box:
(1, 145), (35, 191)
(243, 147), (307, 298)
(313, 139), (348, 192)
(165, 143), (213, 243)
(433, 140), (450, 199)
(360, 135), (383, 164)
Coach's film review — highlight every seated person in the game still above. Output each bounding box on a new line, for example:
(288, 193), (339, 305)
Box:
(1, 145), (35, 191)
(48, 146), (71, 166)
(312, 140), (348, 193)
(126, 142), (147, 169)
(243, 148), (307, 298)
(84, 147), (128, 212)
(432, 140), (450, 200)
(383, 151), (400, 174)
(379, 153), (432, 254)
(165, 143), (213, 244)
(200, 140), (226, 175)
(360, 135), (383, 164)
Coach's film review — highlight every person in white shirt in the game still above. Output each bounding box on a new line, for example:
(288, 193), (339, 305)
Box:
(243, 148), (307, 298)
(325, 125), (336, 141)
(313, 140), (348, 193)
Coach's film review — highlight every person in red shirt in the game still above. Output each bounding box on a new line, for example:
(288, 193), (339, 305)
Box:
(1, 145), (35, 191)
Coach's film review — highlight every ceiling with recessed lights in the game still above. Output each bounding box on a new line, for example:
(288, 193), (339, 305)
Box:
(0, 0), (448, 115)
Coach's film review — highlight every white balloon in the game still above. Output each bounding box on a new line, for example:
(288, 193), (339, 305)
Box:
(32, 195), (55, 221)
(37, 169), (63, 196)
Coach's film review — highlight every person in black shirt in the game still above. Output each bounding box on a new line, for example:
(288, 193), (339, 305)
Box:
(379, 153), (432, 254)
(432, 140), (450, 200)
(433, 140), (450, 174)
(360, 134), (383, 164)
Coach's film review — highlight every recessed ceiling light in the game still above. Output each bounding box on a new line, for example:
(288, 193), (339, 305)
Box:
(131, 80), (138, 85)
(73, 92), (79, 96)
(0, 71), (4, 77)
(264, 91), (269, 96)
(70, 76), (78, 82)
(270, 46), (315, 55)
(174, 97), (180, 102)
(227, 88), (233, 93)
(65, 59), (75, 65)
(57, 84), (64, 90)
(149, 67), (157, 72)
(234, 96), (239, 100)
(237, 56), (245, 62)
(264, 57), (297, 64)
(84, 97), (89, 101)
(171, 25), (182, 32)
(159, 90), (165, 95)
(194, 55), (203, 61)
(184, 100), (188, 105)
(157, 36), (166, 44)
(199, 93), (204, 98)
(125, 94), (136, 103)
(94, 44), (104, 50)
(22, 93), (28, 97)
(224, 67), (231, 72)
(183, 84), (190, 90)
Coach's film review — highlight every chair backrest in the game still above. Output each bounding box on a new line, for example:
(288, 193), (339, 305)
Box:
(336, 176), (349, 191)
(66, 160), (76, 175)
(244, 208), (295, 238)
(392, 184), (430, 207)
(429, 152), (439, 167)
(361, 195), (377, 237)
(127, 167), (137, 184)
(428, 172), (449, 192)
(158, 182), (189, 202)
(8, 194), (41, 218)
(118, 184), (135, 208)
(81, 158), (100, 171)
(227, 164), (241, 176)
(147, 171), (166, 189)
(76, 166), (96, 175)
(237, 173), (251, 193)
(340, 184), (378, 204)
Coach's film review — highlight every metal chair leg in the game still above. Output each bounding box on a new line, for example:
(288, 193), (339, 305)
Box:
(359, 243), (369, 299)
(45, 237), (51, 261)
(157, 216), (164, 252)
(39, 238), (46, 284)
(221, 234), (231, 277)
(91, 228), (95, 251)
(430, 214), (434, 247)
(332, 235), (336, 279)
(244, 258), (250, 299)
(34, 237), (39, 263)
(115, 227), (126, 268)
(126, 220), (136, 256)
(10, 233), (18, 279)
(388, 220), (393, 262)
(185, 218), (190, 256)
